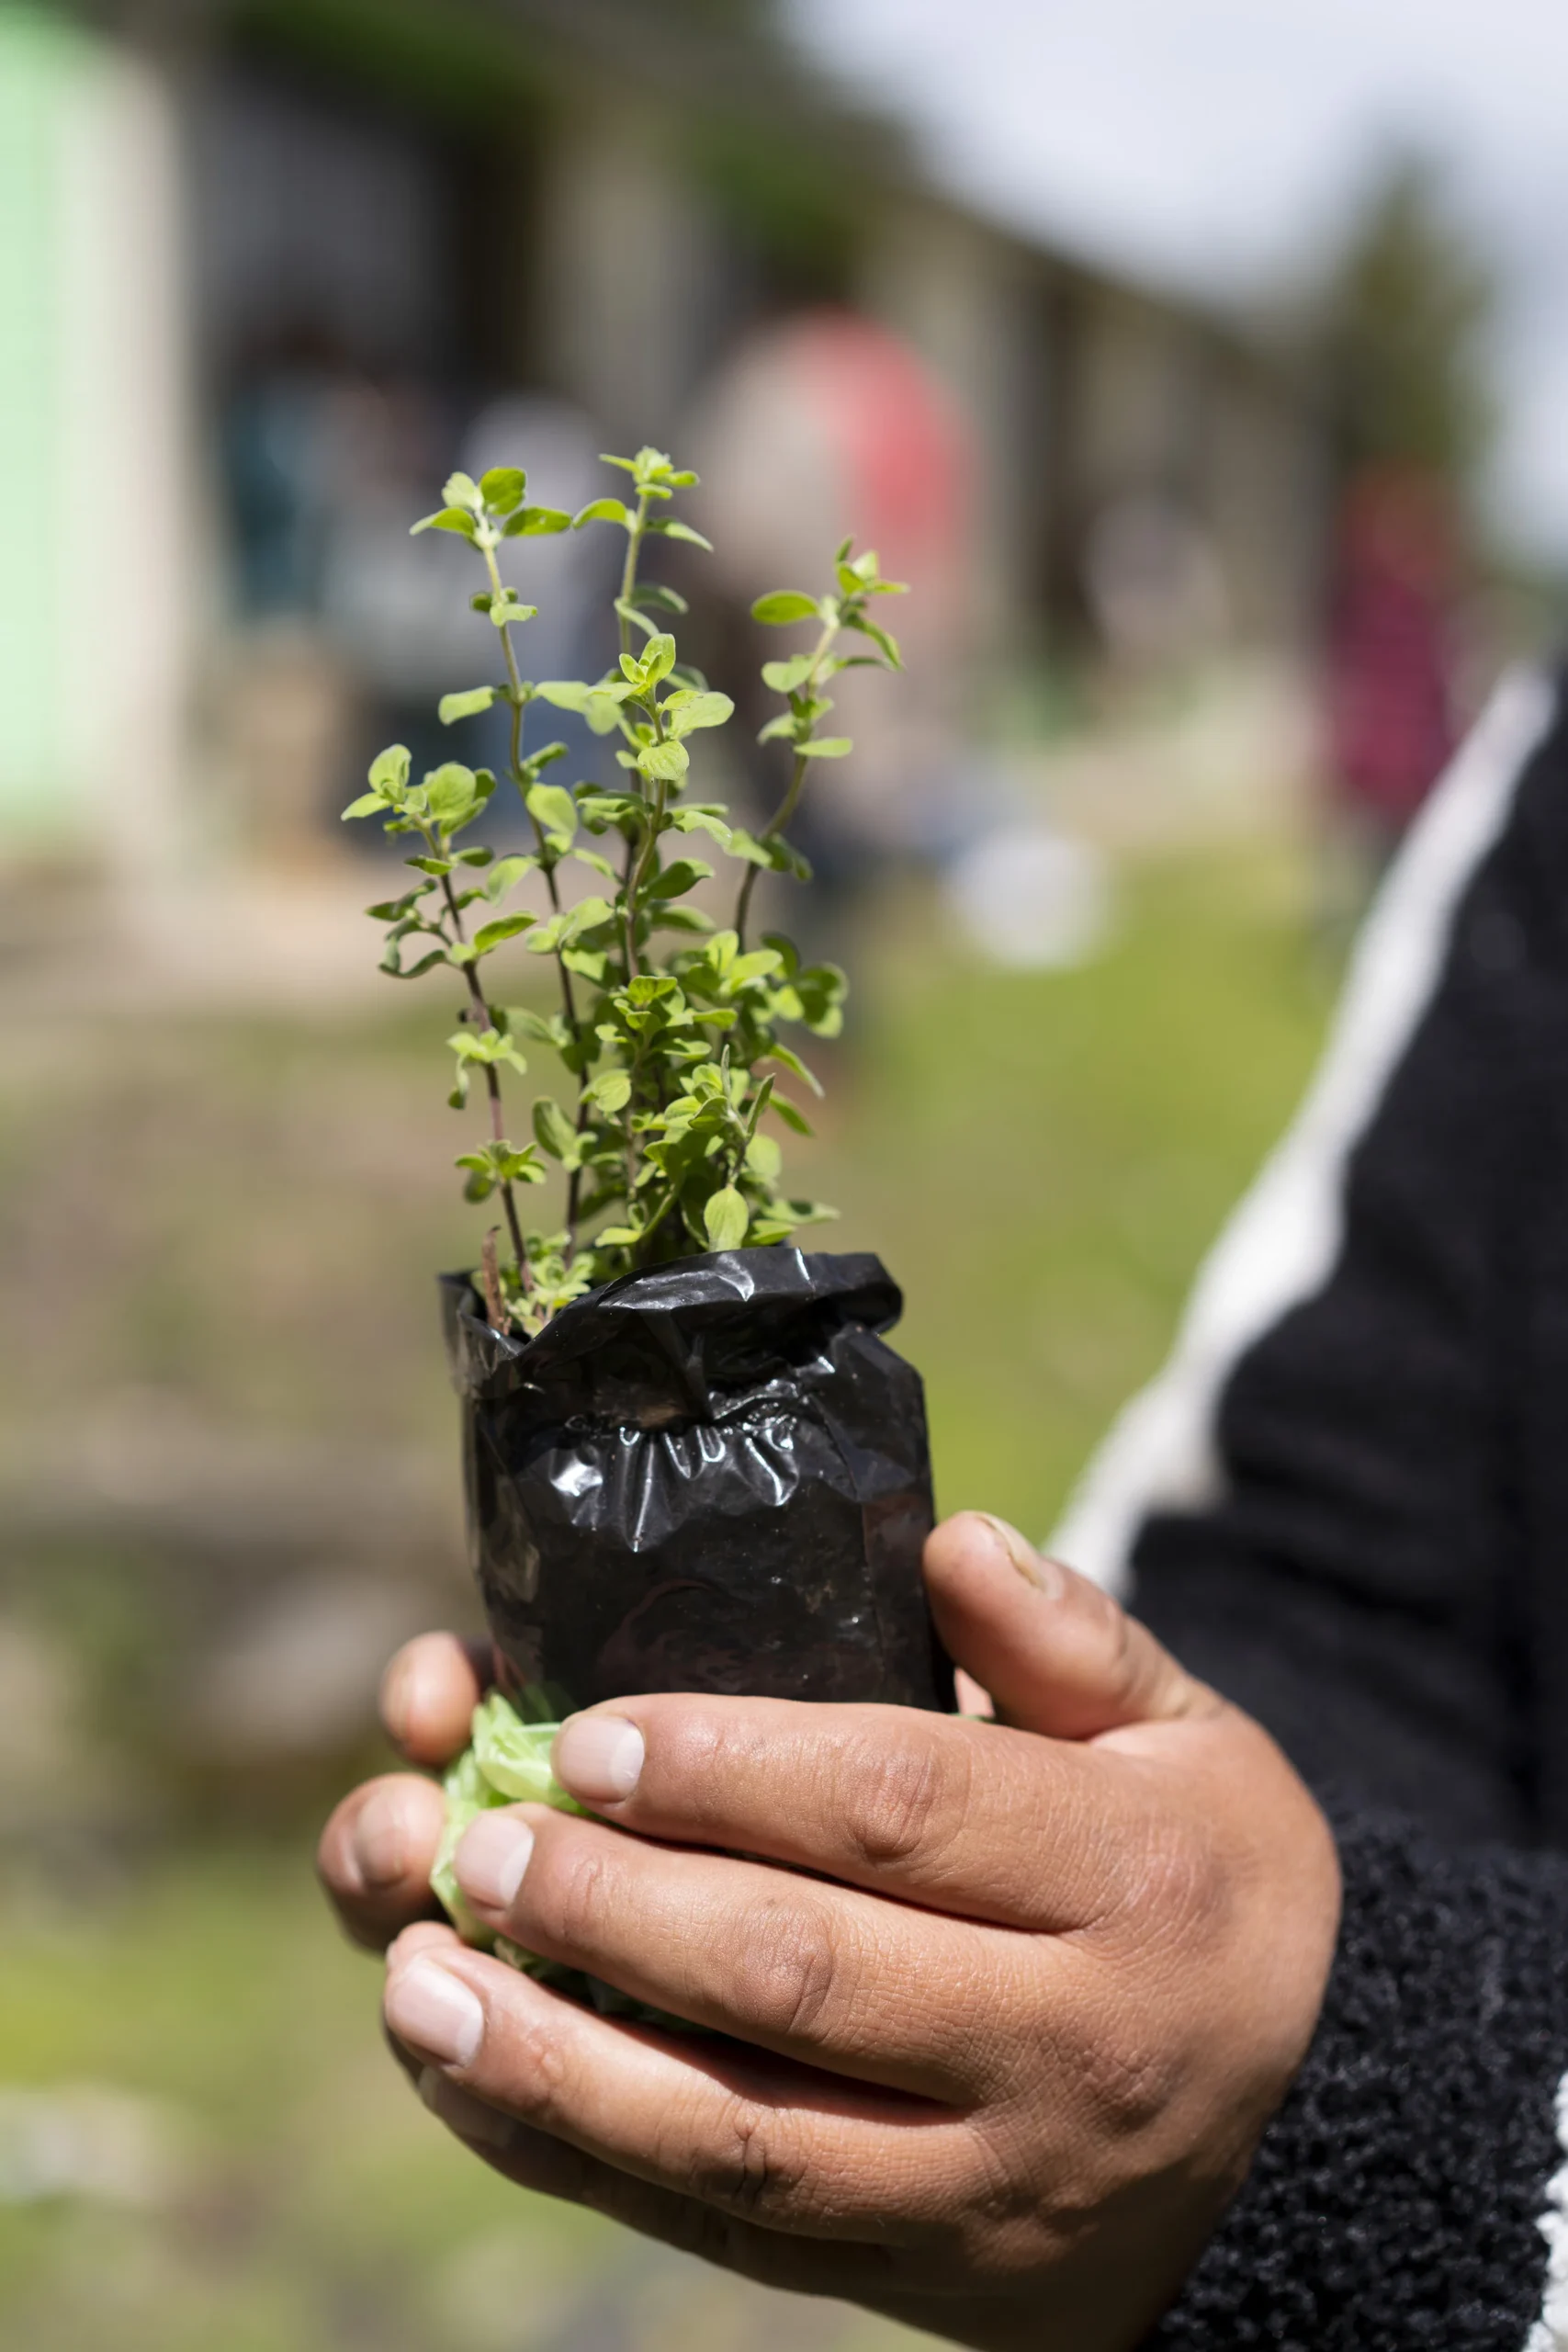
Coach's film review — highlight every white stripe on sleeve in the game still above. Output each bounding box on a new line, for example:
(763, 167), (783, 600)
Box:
(1047, 667), (1558, 1598)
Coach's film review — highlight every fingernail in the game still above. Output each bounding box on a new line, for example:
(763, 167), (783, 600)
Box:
(977, 1514), (1066, 1598)
(352, 1784), (413, 1890)
(456, 1812), (535, 1911)
(385, 1957), (484, 2068)
(552, 1713), (645, 1805)
(419, 2065), (514, 2149)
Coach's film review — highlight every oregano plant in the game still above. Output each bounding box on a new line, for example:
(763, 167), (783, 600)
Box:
(343, 446), (908, 1336)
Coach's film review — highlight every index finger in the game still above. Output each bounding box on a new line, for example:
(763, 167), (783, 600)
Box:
(549, 1695), (1171, 1934)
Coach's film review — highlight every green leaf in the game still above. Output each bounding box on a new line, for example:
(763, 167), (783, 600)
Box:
(341, 791), (385, 820)
(647, 858), (712, 899)
(724, 828), (777, 869)
(763, 1039), (823, 1093)
(745, 1132), (783, 1182)
(443, 469), (483, 510)
(641, 634), (677, 684)
(423, 762), (480, 827)
(525, 783), (577, 843)
(630, 582), (689, 615)
(592, 1226), (641, 1249)
(484, 854), (537, 901)
(649, 904), (715, 934)
(577, 790), (644, 829)
(438, 685), (499, 724)
(504, 1006), (569, 1047)
(649, 519), (713, 551)
(771, 1095), (815, 1136)
(573, 497), (630, 529)
(751, 591), (819, 626)
(584, 1069), (632, 1115)
(503, 504), (571, 537)
(631, 741), (683, 785)
(411, 506), (477, 539)
(671, 808), (732, 845)
(615, 598), (660, 639)
(663, 690), (733, 738)
(479, 466), (525, 514)
(799, 738), (852, 759)
(532, 1098), (579, 1161)
(369, 743), (411, 796)
(407, 854), (452, 876)
(381, 945), (449, 981)
(535, 680), (634, 736)
(490, 595), (537, 629)
(842, 610), (903, 668)
(761, 654), (818, 694)
(703, 1186), (749, 1250)
(470, 912), (536, 956)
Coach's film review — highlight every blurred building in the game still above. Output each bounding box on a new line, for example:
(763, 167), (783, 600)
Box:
(1, 0), (1326, 883)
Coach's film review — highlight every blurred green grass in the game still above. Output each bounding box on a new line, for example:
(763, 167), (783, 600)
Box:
(0, 842), (1329, 2348)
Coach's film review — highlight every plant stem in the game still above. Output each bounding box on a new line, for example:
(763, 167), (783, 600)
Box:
(617, 492), (652, 664)
(431, 849), (530, 1289)
(736, 750), (807, 952)
(483, 537), (590, 1264)
(483, 542), (581, 1032)
(479, 1227), (506, 1332)
(734, 611), (841, 949)
(622, 773), (667, 982)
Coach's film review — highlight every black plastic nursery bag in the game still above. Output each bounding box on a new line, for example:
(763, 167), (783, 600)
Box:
(440, 1248), (953, 1714)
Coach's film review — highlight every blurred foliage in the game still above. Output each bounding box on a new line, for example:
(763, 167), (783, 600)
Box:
(1323, 151), (1496, 488)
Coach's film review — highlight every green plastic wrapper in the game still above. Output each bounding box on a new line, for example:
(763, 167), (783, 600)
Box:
(430, 1691), (687, 2025)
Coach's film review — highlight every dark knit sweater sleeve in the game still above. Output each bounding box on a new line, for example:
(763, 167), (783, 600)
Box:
(1147, 1803), (1568, 2350)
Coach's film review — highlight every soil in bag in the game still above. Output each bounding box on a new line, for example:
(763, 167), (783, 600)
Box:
(440, 1247), (954, 1715)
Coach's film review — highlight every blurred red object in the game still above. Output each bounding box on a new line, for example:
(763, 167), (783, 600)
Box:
(1326, 466), (1461, 840)
(698, 308), (976, 855)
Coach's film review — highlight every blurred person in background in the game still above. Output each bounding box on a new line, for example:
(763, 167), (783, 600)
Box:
(1325, 463), (1461, 870)
(696, 307), (976, 916)
(1316, 153), (1493, 919)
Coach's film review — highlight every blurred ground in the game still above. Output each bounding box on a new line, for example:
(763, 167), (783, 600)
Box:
(0, 820), (1330, 2348)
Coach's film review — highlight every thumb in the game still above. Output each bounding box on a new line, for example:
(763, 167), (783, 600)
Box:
(924, 1510), (1218, 1740)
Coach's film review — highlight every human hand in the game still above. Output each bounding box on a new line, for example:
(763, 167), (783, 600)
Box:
(318, 1518), (1339, 2351)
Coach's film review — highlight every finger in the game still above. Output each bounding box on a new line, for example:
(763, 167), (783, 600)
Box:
(381, 1940), (976, 2245)
(415, 2066), (930, 2308)
(379, 1632), (491, 1767)
(923, 1511), (1220, 1741)
(452, 1803), (1018, 2099)
(317, 1772), (447, 1950)
(548, 1693), (1155, 1933)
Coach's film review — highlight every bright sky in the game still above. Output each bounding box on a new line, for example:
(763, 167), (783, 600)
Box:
(787, 0), (1568, 561)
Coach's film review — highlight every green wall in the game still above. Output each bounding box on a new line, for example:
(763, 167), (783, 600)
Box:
(0, 5), (94, 841)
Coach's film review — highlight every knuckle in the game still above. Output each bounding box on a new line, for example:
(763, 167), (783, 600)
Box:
(731, 1896), (845, 2043)
(676, 2090), (803, 2220)
(491, 2007), (572, 2125)
(540, 1839), (615, 1957)
(1075, 2015), (1180, 2140)
(1092, 1584), (1145, 1707)
(835, 1730), (962, 1873)
(1122, 1810), (1228, 1945)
